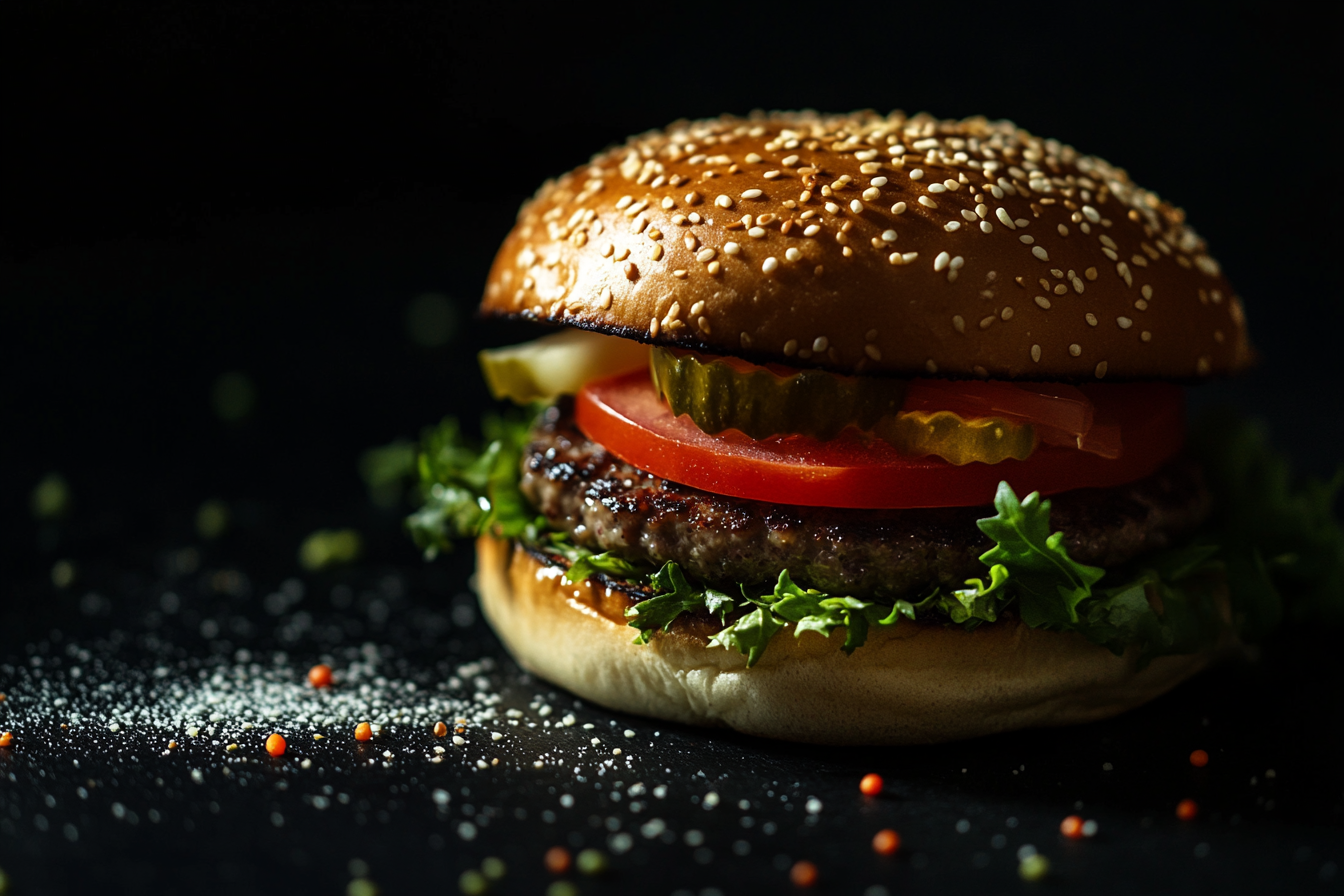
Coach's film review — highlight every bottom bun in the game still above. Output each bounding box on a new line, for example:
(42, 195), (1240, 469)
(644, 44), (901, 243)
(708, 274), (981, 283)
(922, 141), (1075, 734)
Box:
(476, 535), (1226, 745)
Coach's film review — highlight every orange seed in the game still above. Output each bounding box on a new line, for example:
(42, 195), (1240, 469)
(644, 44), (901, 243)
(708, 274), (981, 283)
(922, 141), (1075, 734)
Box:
(859, 773), (884, 796)
(308, 664), (333, 688)
(434, 722), (448, 738)
(872, 829), (901, 855)
(790, 860), (819, 888)
(354, 722), (373, 742)
(544, 846), (571, 874)
(1176, 799), (1199, 821)
(265, 733), (286, 757)
(1189, 749), (1209, 768)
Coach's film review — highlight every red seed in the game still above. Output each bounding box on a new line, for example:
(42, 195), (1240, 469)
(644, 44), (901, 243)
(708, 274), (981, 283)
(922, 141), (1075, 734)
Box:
(790, 860), (819, 888)
(872, 829), (901, 855)
(0, 732), (12, 748)
(308, 664), (333, 688)
(354, 722), (373, 742)
(859, 773), (884, 796)
(1189, 749), (1209, 768)
(1059, 815), (1085, 839)
(1176, 799), (1199, 821)
(265, 733), (286, 757)
(544, 846), (571, 874)
(433, 721), (449, 738)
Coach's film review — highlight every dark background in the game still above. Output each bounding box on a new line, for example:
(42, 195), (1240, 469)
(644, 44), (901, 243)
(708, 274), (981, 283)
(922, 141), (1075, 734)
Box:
(5, 2), (1342, 571)
(2, 4), (1343, 895)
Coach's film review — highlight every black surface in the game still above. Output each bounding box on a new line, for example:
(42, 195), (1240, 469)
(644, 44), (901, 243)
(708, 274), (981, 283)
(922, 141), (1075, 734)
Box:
(4, 3), (1344, 894)
(1, 507), (1342, 896)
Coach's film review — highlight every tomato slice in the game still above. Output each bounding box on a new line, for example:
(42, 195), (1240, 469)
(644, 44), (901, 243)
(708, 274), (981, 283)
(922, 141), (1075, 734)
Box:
(575, 370), (1185, 509)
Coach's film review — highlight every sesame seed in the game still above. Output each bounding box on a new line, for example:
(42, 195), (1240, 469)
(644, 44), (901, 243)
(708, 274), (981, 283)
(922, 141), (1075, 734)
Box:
(960, 209), (978, 223)
(697, 316), (711, 334)
(742, 189), (763, 199)
(825, 202), (841, 214)
(803, 224), (821, 237)
(945, 221), (961, 232)
(1073, 277), (1085, 293)
(850, 199), (864, 213)
(649, 317), (660, 338)
(944, 179), (960, 191)
(1015, 218), (1029, 228)
(715, 195), (732, 208)
(919, 196), (939, 209)
(1035, 296), (1051, 309)
(934, 251), (951, 272)
(862, 188), (880, 201)
(1141, 284), (1154, 300)
(865, 344), (882, 361)
(782, 154), (800, 167)
(599, 287), (613, 309)
(996, 208), (1016, 230)
(1069, 343), (1082, 357)
(1141, 331), (1152, 342)
(672, 269), (688, 279)
(624, 261), (638, 279)
(1117, 317), (1133, 329)
(615, 196), (633, 210)
(784, 339), (798, 355)
(980, 221), (993, 233)
(901, 251), (919, 263)
(763, 170), (780, 179)
(650, 244), (663, 261)
(872, 176), (889, 187)
(891, 202), (907, 215)
(928, 359), (941, 374)
(762, 257), (779, 274)
(690, 301), (704, 316)
(696, 248), (716, 263)
(1086, 313), (1098, 326)
(910, 169), (924, 180)
(1135, 299), (1149, 311)
(813, 336), (828, 352)
(1031, 344), (1042, 362)
(950, 255), (964, 270)
(835, 232), (848, 245)
(1082, 205), (1101, 223)
(684, 235), (698, 251)
(671, 214), (687, 225)
(723, 241), (741, 255)
(707, 261), (721, 275)
(1019, 235), (1035, 244)
(952, 314), (966, 333)
(928, 183), (948, 194)
(1031, 246), (1050, 261)
(1000, 306), (1014, 320)
(979, 315), (996, 329)
(799, 191), (812, 202)
(599, 243), (614, 258)
(785, 247), (802, 261)
(748, 227), (766, 238)
(685, 191), (702, 205)
(745, 153), (762, 163)
(1095, 361), (1108, 378)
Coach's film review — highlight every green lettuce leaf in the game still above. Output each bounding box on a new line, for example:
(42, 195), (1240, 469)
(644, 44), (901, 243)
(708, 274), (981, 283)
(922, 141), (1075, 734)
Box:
(976, 483), (1105, 627)
(625, 561), (737, 644)
(402, 407), (1343, 665)
(406, 411), (540, 558)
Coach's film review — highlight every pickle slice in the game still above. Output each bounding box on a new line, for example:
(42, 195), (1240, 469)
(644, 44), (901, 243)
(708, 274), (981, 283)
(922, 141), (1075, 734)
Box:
(650, 347), (906, 441)
(872, 411), (1036, 466)
(481, 329), (650, 404)
(650, 346), (1038, 465)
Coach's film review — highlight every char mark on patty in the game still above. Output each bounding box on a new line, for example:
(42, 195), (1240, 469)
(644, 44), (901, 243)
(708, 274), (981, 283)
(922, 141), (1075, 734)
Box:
(520, 401), (1210, 600)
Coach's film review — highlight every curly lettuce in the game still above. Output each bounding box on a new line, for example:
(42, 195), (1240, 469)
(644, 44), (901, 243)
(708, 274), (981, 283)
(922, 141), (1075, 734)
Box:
(404, 411), (1343, 666)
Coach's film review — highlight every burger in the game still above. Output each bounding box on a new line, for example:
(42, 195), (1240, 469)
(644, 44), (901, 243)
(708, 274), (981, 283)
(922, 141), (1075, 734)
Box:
(405, 111), (1316, 745)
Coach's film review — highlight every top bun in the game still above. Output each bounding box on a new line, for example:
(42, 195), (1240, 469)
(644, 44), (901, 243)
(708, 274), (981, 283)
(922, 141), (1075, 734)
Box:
(481, 111), (1254, 381)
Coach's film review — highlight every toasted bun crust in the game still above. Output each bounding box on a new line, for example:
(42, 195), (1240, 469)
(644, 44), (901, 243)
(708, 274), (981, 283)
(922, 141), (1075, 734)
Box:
(476, 535), (1223, 745)
(481, 111), (1253, 381)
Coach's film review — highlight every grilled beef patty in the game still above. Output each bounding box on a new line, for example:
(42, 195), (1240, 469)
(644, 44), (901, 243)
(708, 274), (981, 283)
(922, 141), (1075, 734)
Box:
(520, 402), (1211, 599)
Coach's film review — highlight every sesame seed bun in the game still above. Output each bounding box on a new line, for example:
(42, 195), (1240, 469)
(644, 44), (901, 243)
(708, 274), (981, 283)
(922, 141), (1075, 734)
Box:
(481, 111), (1254, 381)
(476, 535), (1232, 745)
